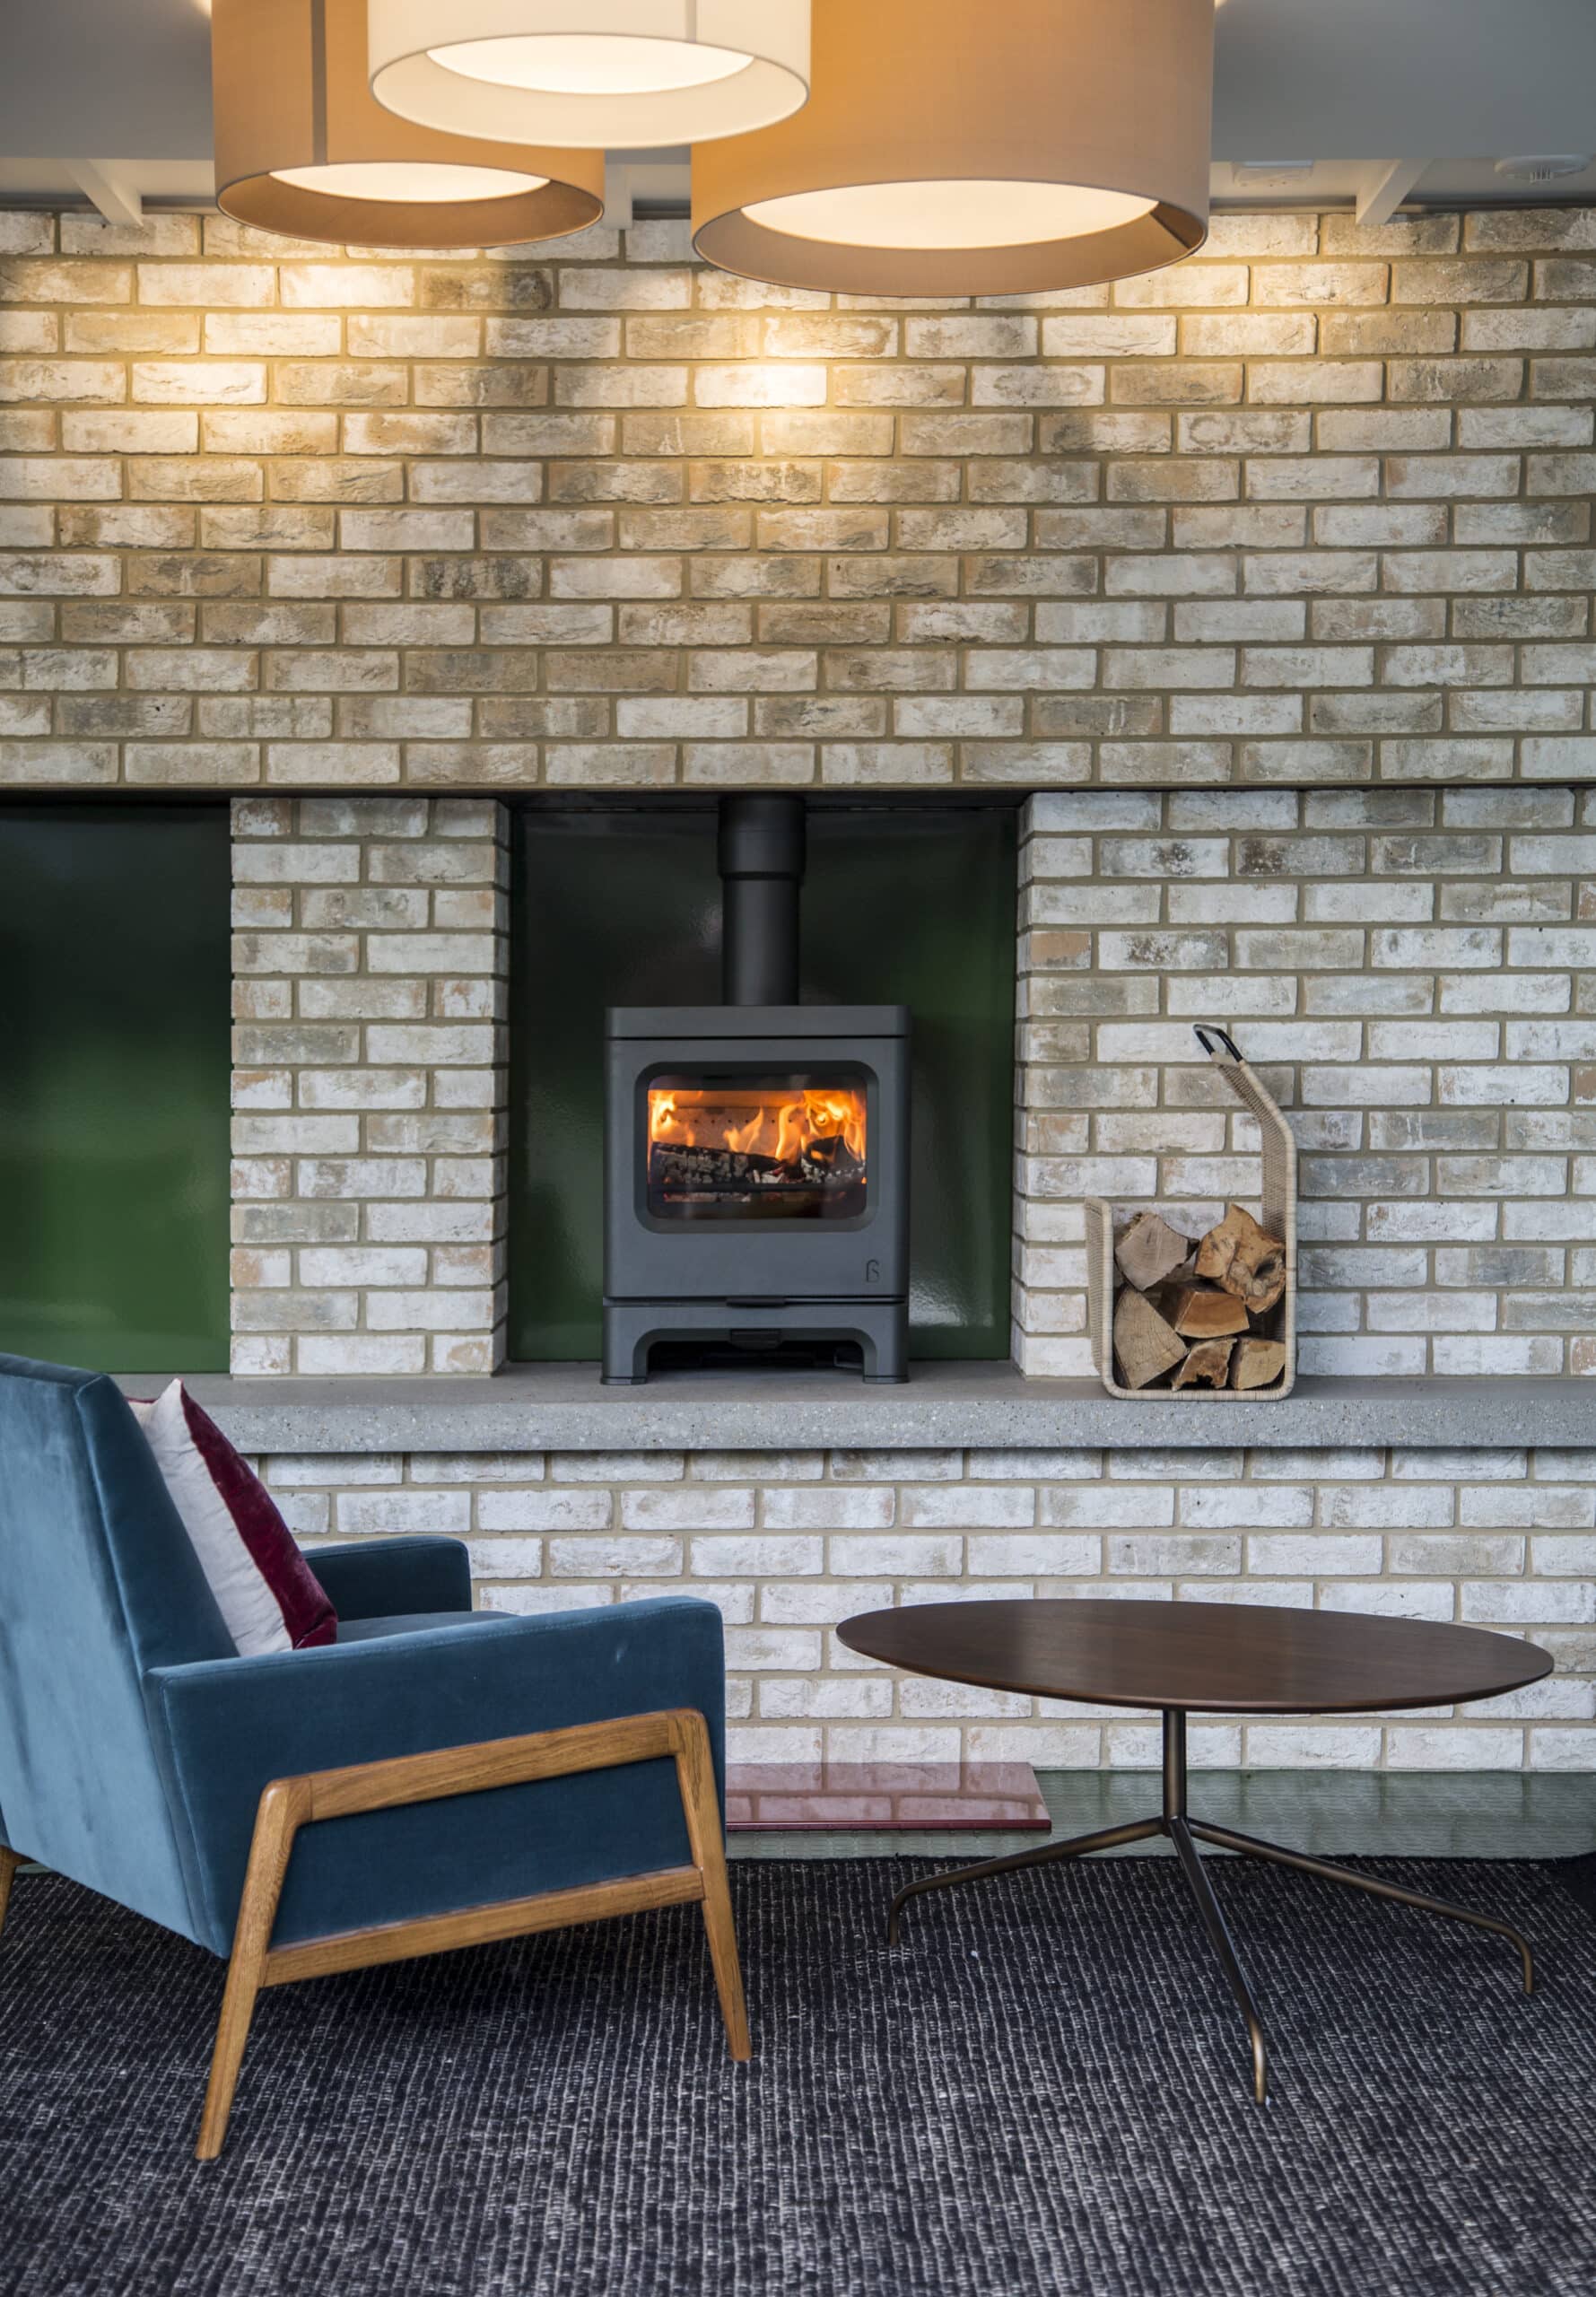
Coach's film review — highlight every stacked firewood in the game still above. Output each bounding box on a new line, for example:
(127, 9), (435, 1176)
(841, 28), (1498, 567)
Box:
(1111, 1205), (1288, 1393)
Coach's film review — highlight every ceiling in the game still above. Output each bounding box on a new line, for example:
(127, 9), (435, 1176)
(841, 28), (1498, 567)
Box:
(0, 0), (1593, 215)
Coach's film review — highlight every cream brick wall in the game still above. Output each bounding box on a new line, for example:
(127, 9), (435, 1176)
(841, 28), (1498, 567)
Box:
(257, 1443), (1596, 1770)
(231, 794), (507, 1374)
(0, 205), (1592, 795)
(1013, 785), (1596, 1376)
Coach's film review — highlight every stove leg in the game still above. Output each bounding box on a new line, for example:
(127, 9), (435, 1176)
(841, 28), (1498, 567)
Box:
(1189, 1819), (1535, 1996)
(855, 1300), (910, 1383)
(885, 1816), (1163, 1946)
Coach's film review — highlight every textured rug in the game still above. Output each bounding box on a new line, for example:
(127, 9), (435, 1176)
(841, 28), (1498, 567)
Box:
(2, 1857), (1594, 2297)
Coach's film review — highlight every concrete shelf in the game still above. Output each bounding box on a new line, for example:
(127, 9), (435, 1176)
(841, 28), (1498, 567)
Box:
(115, 1365), (1596, 1458)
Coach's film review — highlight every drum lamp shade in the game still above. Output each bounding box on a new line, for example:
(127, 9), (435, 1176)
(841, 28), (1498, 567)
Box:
(212, 0), (605, 249)
(692, 0), (1214, 296)
(367, 0), (810, 151)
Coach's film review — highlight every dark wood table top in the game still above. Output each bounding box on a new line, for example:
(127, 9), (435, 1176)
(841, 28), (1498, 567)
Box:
(836, 1599), (1552, 1716)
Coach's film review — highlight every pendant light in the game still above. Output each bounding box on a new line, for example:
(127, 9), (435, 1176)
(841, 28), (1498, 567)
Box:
(213, 0), (604, 250)
(367, 1), (810, 150)
(693, 0), (1213, 297)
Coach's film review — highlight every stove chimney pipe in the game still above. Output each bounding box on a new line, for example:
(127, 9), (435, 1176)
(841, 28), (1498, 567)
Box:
(718, 794), (806, 1006)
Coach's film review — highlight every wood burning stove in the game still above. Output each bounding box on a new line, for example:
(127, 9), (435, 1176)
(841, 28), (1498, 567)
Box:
(603, 797), (910, 1384)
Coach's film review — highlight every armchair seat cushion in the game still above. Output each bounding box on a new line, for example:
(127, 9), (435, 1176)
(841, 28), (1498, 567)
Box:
(336, 1610), (517, 1645)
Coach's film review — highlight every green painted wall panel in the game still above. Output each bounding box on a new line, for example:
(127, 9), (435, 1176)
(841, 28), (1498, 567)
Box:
(509, 801), (1017, 1363)
(0, 804), (231, 1372)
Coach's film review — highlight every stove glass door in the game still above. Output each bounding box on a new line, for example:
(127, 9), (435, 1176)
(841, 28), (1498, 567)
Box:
(646, 1069), (868, 1222)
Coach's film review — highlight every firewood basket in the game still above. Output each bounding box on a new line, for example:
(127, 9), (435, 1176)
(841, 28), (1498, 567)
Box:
(1085, 1024), (1297, 1401)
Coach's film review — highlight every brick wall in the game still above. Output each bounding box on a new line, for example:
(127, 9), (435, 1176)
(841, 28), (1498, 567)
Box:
(6, 204), (1594, 1768)
(231, 794), (507, 1374)
(0, 204), (1593, 797)
(1014, 786), (1596, 1376)
(254, 1442), (1595, 1770)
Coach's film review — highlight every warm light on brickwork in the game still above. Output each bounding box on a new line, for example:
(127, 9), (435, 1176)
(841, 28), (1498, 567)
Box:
(0, 204), (1592, 793)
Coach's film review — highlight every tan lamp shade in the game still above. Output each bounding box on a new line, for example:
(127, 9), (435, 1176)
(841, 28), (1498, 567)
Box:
(693, 0), (1214, 297)
(213, 0), (604, 250)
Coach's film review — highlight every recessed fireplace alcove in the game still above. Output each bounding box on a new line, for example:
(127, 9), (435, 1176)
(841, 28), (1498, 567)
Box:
(509, 796), (1018, 1373)
(603, 796), (913, 1384)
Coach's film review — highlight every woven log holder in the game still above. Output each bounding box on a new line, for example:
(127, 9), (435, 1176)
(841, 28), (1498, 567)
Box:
(1085, 1023), (1298, 1402)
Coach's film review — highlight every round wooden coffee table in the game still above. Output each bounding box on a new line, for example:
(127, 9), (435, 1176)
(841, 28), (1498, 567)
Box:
(837, 1598), (1552, 2103)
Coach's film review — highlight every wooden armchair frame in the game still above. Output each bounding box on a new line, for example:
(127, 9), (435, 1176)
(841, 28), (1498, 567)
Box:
(2, 1706), (750, 2162)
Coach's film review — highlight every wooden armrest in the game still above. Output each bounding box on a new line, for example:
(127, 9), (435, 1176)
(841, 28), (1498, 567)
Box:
(269, 1706), (701, 1829)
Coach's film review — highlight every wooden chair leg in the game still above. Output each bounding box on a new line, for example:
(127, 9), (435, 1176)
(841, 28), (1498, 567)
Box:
(0, 1846), (22, 1943)
(196, 1778), (310, 2163)
(673, 1715), (752, 2063)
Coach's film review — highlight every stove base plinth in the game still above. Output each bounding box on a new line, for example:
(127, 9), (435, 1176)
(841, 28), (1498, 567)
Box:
(602, 1296), (909, 1385)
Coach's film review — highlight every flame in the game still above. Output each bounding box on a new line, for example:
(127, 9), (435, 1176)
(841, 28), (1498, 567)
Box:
(648, 1084), (866, 1167)
(724, 1110), (766, 1156)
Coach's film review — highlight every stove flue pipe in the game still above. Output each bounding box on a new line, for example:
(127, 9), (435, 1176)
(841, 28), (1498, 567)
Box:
(718, 794), (806, 1006)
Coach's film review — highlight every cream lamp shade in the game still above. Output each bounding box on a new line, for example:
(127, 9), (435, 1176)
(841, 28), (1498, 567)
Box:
(213, 0), (605, 249)
(366, 0), (810, 150)
(693, 0), (1214, 296)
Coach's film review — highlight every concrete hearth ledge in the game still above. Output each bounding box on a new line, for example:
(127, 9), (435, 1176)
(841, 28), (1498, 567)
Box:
(111, 1366), (1596, 1457)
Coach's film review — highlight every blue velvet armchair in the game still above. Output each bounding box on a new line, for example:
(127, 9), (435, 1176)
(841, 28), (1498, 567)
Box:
(0, 1356), (749, 2158)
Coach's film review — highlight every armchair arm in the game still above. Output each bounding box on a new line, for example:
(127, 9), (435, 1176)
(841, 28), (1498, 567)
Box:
(304, 1536), (472, 1621)
(146, 1596), (727, 1957)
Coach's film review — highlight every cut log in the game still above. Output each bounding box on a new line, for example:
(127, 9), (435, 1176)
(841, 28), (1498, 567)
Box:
(1113, 1210), (1193, 1294)
(1170, 1287), (1250, 1341)
(1232, 1338), (1287, 1391)
(1194, 1202), (1288, 1314)
(1173, 1337), (1235, 1390)
(1112, 1287), (1188, 1390)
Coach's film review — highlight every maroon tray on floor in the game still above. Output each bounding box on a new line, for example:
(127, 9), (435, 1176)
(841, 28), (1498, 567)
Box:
(724, 1760), (1050, 1831)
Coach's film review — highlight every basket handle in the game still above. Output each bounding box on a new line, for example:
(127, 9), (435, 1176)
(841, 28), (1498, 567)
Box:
(1193, 1023), (1243, 1063)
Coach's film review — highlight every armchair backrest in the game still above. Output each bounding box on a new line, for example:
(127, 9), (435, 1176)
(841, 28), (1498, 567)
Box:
(0, 1356), (233, 1943)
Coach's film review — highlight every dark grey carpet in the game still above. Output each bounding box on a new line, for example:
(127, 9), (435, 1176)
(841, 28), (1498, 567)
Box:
(2, 1856), (1593, 2297)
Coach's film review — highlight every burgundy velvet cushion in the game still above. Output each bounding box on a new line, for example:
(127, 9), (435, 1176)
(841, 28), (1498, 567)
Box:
(129, 1380), (336, 1657)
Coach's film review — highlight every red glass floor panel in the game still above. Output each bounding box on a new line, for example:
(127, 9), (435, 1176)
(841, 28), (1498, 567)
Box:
(724, 1760), (1050, 1832)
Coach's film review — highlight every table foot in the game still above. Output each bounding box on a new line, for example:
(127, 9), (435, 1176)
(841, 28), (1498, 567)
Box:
(885, 1815), (1163, 1947)
(1190, 1819), (1536, 1996)
(1167, 1817), (1269, 2104)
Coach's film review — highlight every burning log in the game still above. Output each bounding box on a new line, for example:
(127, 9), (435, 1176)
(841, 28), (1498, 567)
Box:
(650, 1141), (861, 1195)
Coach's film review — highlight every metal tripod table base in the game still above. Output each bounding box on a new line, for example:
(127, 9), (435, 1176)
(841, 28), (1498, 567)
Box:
(885, 1711), (1535, 2105)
